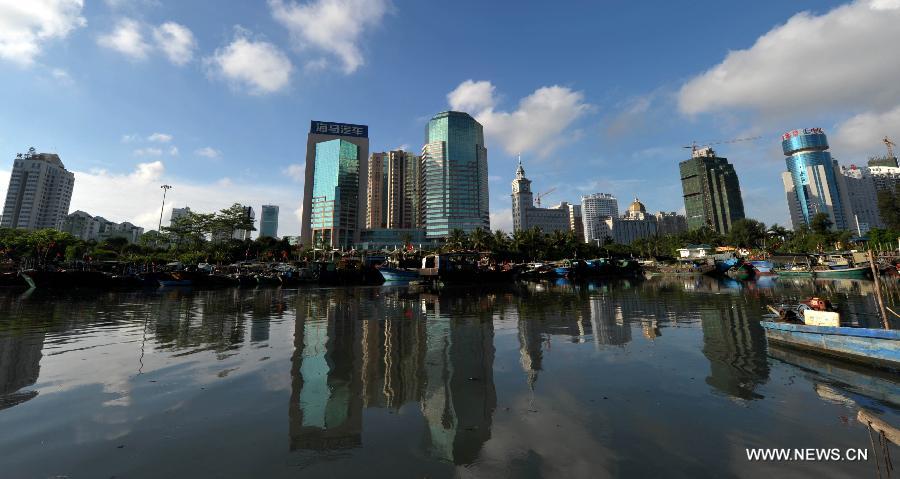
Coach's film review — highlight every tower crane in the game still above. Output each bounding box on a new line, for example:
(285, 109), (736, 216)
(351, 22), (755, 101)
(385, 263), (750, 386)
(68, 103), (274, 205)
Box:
(534, 187), (556, 208)
(682, 135), (763, 153)
(884, 136), (896, 159)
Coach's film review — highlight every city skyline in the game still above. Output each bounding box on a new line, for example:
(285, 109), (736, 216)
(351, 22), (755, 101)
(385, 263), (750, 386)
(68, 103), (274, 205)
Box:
(2, 0), (900, 236)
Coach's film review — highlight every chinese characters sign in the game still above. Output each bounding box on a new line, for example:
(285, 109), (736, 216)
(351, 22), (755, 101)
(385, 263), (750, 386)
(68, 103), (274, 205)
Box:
(310, 121), (368, 138)
(782, 127), (824, 141)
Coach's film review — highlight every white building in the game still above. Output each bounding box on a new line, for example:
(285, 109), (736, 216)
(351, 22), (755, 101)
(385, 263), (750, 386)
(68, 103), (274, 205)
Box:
(581, 193), (619, 244)
(655, 211), (688, 236)
(591, 199), (659, 245)
(551, 201), (583, 240)
(1, 148), (75, 230)
(510, 160), (570, 234)
(60, 211), (145, 243)
(836, 164), (900, 234)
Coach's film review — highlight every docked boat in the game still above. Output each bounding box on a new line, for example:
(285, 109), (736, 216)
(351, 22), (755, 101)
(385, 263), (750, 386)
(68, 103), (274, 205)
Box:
(158, 271), (193, 287)
(775, 265), (814, 277)
(377, 265), (419, 282)
(726, 263), (756, 280)
(813, 265), (872, 279)
(749, 260), (775, 276)
(761, 321), (899, 370)
(20, 270), (115, 289)
(419, 253), (517, 284)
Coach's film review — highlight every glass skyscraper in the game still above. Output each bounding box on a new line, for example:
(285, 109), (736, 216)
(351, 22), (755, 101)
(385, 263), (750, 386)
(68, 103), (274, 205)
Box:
(679, 147), (745, 234)
(780, 128), (848, 230)
(259, 205), (279, 238)
(422, 111), (490, 239)
(310, 139), (361, 249)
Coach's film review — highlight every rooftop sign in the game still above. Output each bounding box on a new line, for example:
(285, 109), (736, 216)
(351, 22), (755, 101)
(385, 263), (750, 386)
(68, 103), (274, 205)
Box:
(310, 121), (368, 138)
(782, 127), (824, 141)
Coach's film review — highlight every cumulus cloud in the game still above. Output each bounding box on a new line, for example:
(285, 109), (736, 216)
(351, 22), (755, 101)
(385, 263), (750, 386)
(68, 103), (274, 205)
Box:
(51, 67), (73, 85)
(448, 80), (592, 157)
(147, 132), (172, 143)
(205, 29), (293, 94)
(0, 162), (302, 235)
(0, 0), (86, 66)
(195, 146), (221, 159)
(282, 163), (305, 182)
(490, 208), (513, 233)
(269, 0), (389, 74)
(97, 18), (150, 60)
(833, 105), (900, 159)
(152, 22), (196, 65)
(678, 0), (900, 117)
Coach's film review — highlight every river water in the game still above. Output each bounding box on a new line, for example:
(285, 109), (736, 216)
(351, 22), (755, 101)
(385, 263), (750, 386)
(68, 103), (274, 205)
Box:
(1, 277), (898, 478)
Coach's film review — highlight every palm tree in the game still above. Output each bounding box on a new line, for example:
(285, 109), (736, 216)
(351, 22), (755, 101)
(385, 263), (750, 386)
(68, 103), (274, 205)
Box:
(447, 228), (468, 251)
(469, 228), (491, 252)
(493, 230), (509, 252)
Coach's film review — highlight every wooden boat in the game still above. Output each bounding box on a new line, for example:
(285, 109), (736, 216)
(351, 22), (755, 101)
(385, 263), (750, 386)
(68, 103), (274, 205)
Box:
(761, 321), (899, 370)
(749, 260), (775, 275)
(158, 272), (193, 287)
(377, 265), (419, 282)
(775, 266), (814, 277)
(813, 265), (872, 279)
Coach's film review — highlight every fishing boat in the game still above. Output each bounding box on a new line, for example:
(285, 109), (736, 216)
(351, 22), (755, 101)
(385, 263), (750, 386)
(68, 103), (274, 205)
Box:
(158, 272), (193, 287)
(813, 265), (872, 279)
(775, 265), (814, 277)
(377, 265), (419, 282)
(749, 260), (775, 275)
(20, 270), (115, 289)
(726, 263), (755, 280)
(761, 321), (899, 370)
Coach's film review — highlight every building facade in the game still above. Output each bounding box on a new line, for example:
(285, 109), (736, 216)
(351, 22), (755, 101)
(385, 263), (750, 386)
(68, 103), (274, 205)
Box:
(421, 111), (489, 239)
(301, 121), (369, 245)
(59, 210), (144, 243)
(581, 193), (619, 244)
(170, 206), (191, 226)
(655, 211), (688, 236)
(595, 199), (658, 245)
(367, 150), (422, 230)
(510, 160), (569, 234)
(837, 164), (900, 234)
(309, 139), (362, 249)
(260, 205), (279, 238)
(780, 128), (848, 231)
(551, 201), (584, 240)
(1, 148), (75, 230)
(680, 146), (745, 234)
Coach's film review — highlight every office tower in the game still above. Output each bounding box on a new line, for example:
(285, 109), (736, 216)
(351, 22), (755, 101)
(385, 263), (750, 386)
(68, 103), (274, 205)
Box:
(260, 205), (279, 238)
(234, 206), (255, 241)
(510, 159), (569, 233)
(421, 111), (489, 239)
(1, 147), (75, 230)
(581, 193), (618, 243)
(680, 146), (745, 234)
(655, 211), (688, 236)
(301, 121), (369, 245)
(170, 206), (191, 226)
(387, 150), (422, 229)
(551, 201), (584, 240)
(837, 164), (900, 234)
(780, 128), (847, 231)
(309, 139), (362, 249)
(366, 152), (388, 229)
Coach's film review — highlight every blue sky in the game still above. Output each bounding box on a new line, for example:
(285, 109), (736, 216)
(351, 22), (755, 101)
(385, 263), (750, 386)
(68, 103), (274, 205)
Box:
(2, 0), (899, 235)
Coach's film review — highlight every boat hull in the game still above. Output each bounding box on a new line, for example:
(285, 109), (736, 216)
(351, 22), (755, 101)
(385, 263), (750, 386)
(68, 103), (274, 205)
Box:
(775, 270), (814, 277)
(814, 266), (872, 279)
(378, 267), (419, 282)
(761, 321), (899, 370)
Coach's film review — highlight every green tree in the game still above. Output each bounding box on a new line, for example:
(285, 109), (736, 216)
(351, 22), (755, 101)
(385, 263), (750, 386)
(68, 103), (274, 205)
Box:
(469, 228), (491, 251)
(726, 218), (767, 248)
(877, 190), (900, 231)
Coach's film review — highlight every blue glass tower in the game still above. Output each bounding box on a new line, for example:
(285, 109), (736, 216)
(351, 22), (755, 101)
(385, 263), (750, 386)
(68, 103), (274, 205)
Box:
(310, 139), (361, 248)
(781, 128), (848, 230)
(422, 111), (490, 239)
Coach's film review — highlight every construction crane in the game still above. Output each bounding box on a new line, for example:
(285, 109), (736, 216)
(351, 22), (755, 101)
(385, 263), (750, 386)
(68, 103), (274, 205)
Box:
(885, 136), (896, 158)
(534, 187), (556, 208)
(682, 135), (763, 154)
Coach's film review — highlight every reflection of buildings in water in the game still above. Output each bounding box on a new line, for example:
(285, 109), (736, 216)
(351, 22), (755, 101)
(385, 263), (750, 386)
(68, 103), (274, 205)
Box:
(0, 334), (44, 409)
(421, 317), (496, 465)
(699, 299), (769, 400)
(641, 319), (661, 340)
(517, 316), (543, 389)
(588, 298), (632, 347)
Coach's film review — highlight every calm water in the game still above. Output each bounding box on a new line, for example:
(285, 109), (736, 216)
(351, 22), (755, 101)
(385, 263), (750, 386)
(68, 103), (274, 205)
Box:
(1, 277), (898, 478)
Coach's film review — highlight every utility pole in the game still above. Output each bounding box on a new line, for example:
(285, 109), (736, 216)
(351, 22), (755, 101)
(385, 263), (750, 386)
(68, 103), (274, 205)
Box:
(158, 184), (172, 232)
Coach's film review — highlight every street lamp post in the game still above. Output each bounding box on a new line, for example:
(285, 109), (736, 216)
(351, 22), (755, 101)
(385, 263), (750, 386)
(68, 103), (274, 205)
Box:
(158, 184), (172, 232)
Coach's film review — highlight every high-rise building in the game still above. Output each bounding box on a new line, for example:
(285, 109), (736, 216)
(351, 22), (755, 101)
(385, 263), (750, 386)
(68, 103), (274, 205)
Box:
(366, 150), (421, 230)
(1, 147), (75, 230)
(780, 128), (848, 231)
(655, 211), (688, 236)
(868, 155), (899, 168)
(551, 201), (583, 240)
(301, 121), (369, 245)
(581, 193), (618, 244)
(260, 205), (279, 238)
(234, 206), (255, 241)
(510, 160), (569, 234)
(309, 139), (362, 249)
(422, 111), (489, 239)
(59, 211), (144, 243)
(680, 146), (745, 234)
(837, 164), (900, 234)
(169, 206), (191, 226)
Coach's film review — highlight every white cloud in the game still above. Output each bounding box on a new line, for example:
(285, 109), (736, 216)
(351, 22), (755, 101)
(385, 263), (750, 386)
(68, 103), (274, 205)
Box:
(0, 0), (86, 66)
(147, 132), (172, 143)
(121, 134), (139, 143)
(833, 105), (900, 159)
(205, 29), (293, 95)
(448, 80), (592, 157)
(0, 162), (302, 235)
(152, 22), (196, 66)
(97, 18), (150, 60)
(282, 163), (305, 182)
(678, 0), (900, 117)
(132, 147), (162, 157)
(268, 0), (389, 74)
(490, 208), (513, 233)
(168, 146), (179, 156)
(195, 147), (221, 159)
(51, 67), (73, 85)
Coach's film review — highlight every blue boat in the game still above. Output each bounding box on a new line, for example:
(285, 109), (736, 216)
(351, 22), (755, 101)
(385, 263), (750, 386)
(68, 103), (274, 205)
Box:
(761, 321), (900, 370)
(377, 266), (419, 282)
(714, 256), (739, 274)
(750, 260), (774, 275)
